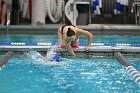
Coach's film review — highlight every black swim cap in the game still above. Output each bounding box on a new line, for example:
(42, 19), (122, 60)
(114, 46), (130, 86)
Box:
(67, 28), (75, 37)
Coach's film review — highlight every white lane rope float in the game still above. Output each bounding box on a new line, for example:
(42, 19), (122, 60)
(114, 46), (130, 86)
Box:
(115, 52), (140, 84)
(126, 66), (140, 84)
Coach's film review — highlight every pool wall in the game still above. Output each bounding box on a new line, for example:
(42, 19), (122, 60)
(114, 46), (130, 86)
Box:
(0, 46), (140, 57)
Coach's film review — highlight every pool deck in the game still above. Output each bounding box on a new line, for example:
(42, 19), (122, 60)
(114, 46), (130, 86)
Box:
(0, 24), (140, 35)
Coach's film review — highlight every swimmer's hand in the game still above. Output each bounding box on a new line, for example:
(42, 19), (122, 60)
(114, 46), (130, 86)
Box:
(72, 54), (76, 57)
(70, 51), (76, 57)
(85, 46), (90, 51)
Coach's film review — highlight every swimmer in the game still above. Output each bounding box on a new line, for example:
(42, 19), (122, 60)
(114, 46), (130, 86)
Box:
(26, 51), (64, 66)
(44, 51), (64, 66)
(58, 25), (93, 57)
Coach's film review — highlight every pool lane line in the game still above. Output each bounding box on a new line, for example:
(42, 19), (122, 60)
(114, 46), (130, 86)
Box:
(114, 52), (140, 84)
(0, 42), (140, 47)
(0, 51), (14, 68)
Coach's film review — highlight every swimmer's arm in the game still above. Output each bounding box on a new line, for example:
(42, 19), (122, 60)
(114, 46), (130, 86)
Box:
(1, 4), (7, 25)
(65, 42), (76, 57)
(57, 29), (76, 56)
(77, 28), (93, 47)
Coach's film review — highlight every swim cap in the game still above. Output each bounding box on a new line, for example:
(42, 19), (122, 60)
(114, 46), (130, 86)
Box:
(51, 55), (62, 62)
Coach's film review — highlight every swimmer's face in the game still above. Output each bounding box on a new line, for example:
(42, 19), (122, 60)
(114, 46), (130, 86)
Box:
(66, 35), (76, 41)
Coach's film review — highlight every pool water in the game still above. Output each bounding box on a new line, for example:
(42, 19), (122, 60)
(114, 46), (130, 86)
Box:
(0, 34), (140, 44)
(0, 54), (140, 93)
(0, 34), (140, 93)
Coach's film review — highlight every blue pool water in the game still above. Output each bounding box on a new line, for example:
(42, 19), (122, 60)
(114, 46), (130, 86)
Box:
(0, 34), (140, 44)
(0, 54), (140, 93)
(0, 34), (140, 93)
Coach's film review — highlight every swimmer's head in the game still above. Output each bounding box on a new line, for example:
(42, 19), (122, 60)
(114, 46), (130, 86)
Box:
(52, 55), (62, 62)
(67, 28), (75, 37)
(66, 28), (76, 41)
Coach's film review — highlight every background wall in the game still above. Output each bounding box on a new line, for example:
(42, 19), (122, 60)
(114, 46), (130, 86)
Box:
(3, 0), (136, 25)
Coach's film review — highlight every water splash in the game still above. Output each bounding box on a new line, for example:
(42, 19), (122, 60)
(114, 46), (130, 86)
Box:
(46, 45), (62, 62)
(26, 45), (62, 63)
(46, 45), (57, 61)
(26, 51), (45, 62)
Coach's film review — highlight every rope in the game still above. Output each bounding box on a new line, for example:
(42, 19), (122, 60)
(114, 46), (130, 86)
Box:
(114, 52), (140, 84)
(0, 51), (13, 68)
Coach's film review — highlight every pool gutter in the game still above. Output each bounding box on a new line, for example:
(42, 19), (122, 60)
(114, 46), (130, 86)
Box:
(0, 45), (140, 52)
(0, 45), (140, 57)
